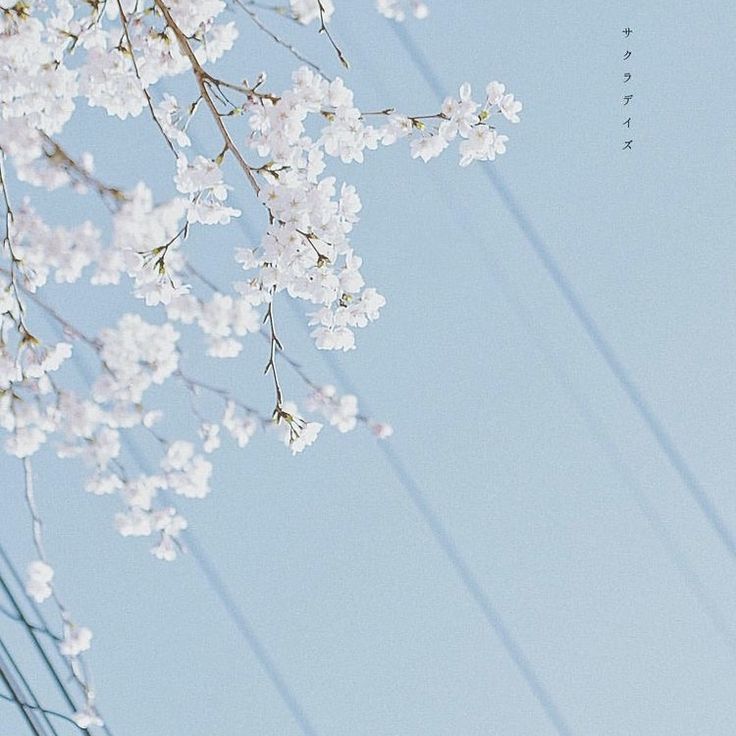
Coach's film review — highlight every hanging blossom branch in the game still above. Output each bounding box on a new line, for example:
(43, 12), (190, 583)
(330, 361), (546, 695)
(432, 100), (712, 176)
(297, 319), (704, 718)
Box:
(0, 0), (521, 727)
(0, 247), (390, 560)
(22, 456), (104, 730)
(0, 0), (522, 554)
(0, 0), (524, 548)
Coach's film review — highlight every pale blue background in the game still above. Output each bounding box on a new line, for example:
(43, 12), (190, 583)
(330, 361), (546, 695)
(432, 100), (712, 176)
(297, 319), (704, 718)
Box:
(2, 1), (736, 734)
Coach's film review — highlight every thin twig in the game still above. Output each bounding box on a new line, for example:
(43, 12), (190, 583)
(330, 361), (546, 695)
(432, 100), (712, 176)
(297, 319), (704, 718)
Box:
(0, 603), (62, 641)
(41, 135), (128, 207)
(263, 294), (285, 416)
(0, 149), (34, 340)
(317, 0), (349, 69)
(154, 0), (261, 195)
(0, 690), (82, 729)
(0, 268), (100, 349)
(233, 0), (328, 77)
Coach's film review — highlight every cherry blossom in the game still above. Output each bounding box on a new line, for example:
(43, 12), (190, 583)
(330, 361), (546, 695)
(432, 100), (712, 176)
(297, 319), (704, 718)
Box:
(59, 624), (94, 657)
(0, 1), (520, 553)
(376, 0), (430, 22)
(73, 705), (104, 729)
(290, 0), (335, 25)
(0, 1), (522, 724)
(25, 559), (54, 603)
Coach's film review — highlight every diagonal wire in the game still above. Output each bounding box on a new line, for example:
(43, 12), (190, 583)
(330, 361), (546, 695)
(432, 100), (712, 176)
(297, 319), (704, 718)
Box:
(0, 640), (49, 735)
(316, 349), (575, 736)
(388, 19), (736, 565)
(208, 199), (575, 735)
(4, 11), (726, 736)
(0, 543), (104, 736)
(41, 35), (569, 736)
(180, 533), (321, 736)
(314, 5), (736, 670)
(0, 691), (83, 730)
(0, 632), (59, 736)
(340, 10), (736, 652)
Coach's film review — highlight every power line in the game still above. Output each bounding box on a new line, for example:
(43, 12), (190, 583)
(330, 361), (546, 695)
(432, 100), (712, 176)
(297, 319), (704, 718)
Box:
(0, 643), (48, 736)
(332, 9), (736, 659)
(213, 157), (575, 735)
(316, 349), (575, 736)
(0, 691), (82, 731)
(132, 466), (321, 736)
(389, 20), (736, 566)
(162, 68), (566, 735)
(0, 543), (102, 736)
(0, 631), (59, 736)
(2, 19), (579, 736)
(354, 16), (736, 649)
(181, 530), (321, 736)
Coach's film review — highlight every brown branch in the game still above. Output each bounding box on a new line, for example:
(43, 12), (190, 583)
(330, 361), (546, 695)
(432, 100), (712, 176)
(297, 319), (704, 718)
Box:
(153, 0), (261, 195)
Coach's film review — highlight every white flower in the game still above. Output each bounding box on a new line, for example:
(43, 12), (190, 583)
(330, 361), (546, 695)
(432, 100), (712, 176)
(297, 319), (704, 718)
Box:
(413, 2), (429, 19)
(60, 625), (93, 657)
(152, 507), (188, 536)
(376, 0), (429, 21)
(370, 422), (394, 439)
(73, 706), (104, 729)
(459, 128), (508, 167)
(85, 474), (123, 496)
(499, 93), (522, 123)
(95, 315), (180, 404)
(306, 385), (359, 433)
(275, 402), (322, 454)
(115, 508), (153, 537)
(222, 402), (258, 447)
(79, 48), (146, 120)
(25, 560), (54, 603)
(162, 440), (194, 472)
(155, 94), (192, 148)
(486, 81), (506, 106)
(410, 134), (448, 162)
(161, 441), (213, 498)
(199, 423), (221, 453)
(6, 426), (46, 458)
(174, 155), (241, 225)
(290, 0), (334, 24)
(151, 535), (178, 561)
(289, 421), (322, 455)
(440, 83), (479, 140)
(41, 342), (72, 373)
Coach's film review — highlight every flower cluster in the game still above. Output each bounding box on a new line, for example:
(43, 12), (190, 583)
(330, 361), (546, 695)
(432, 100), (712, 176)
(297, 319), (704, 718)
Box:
(0, 1), (522, 725)
(240, 69), (520, 352)
(376, 0), (430, 22)
(24, 552), (102, 726)
(290, 0), (335, 25)
(0, 1), (520, 563)
(95, 315), (180, 403)
(306, 384), (359, 432)
(25, 559), (54, 603)
(410, 82), (522, 166)
(287, 0), (429, 24)
(174, 155), (241, 226)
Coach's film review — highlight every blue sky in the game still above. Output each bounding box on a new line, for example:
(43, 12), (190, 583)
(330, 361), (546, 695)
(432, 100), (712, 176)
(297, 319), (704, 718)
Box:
(2, 1), (736, 734)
